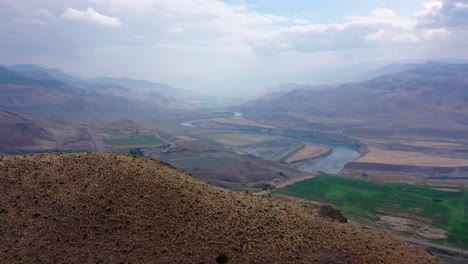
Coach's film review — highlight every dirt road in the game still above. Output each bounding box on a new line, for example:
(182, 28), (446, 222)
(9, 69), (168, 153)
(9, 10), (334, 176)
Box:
(395, 235), (466, 256)
(86, 127), (105, 152)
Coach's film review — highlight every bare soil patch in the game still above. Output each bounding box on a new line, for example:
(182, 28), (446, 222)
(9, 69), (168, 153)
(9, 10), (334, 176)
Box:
(377, 209), (437, 224)
(416, 227), (447, 240)
(379, 215), (412, 232)
(176, 135), (196, 141)
(400, 140), (464, 148)
(285, 143), (330, 163)
(270, 173), (319, 189)
(357, 147), (468, 167)
(379, 215), (447, 240)
(431, 188), (462, 192)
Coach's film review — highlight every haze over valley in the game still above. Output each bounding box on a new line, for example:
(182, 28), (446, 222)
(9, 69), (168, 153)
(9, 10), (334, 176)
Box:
(1, 0), (468, 263)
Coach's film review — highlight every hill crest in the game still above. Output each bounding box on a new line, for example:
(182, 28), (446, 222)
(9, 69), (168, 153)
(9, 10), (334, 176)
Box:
(0, 153), (437, 263)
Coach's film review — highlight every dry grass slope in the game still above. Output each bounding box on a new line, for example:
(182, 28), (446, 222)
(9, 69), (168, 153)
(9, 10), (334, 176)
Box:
(0, 153), (438, 263)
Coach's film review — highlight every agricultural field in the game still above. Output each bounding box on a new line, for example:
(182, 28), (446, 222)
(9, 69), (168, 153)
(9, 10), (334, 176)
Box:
(103, 135), (167, 153)
(357, 147), (468, 167)
(275, 176), (468, 246)
(104, 135), (165, 147)
(196, 133), (276, 146)
(197, 116), (275, 129)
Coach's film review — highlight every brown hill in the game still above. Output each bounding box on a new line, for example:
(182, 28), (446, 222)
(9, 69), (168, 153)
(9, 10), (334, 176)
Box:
(0, 153), (437, 263)
(0, 110), (53, 153)
(0, 110), (95, 153)
(241, 64), (468, 139)
(0, 66), (139, 121)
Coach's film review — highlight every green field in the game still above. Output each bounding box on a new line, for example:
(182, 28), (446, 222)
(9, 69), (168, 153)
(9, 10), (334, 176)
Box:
(275, 176), (468, 245)
(104, 135), (164, 147)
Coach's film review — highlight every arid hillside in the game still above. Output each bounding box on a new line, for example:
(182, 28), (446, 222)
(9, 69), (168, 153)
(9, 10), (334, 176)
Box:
(241, 64), (468, 139)
(0, 110), (52, 153)
(0, 110), (96, 154)
(0, 153), (437, 263)
(0, 66), (145, 121)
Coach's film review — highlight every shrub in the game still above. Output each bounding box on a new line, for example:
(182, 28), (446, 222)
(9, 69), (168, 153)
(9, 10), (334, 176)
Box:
(215, 253), (229, 264)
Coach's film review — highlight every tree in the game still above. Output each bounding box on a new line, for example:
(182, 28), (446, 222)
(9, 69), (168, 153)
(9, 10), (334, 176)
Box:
(129, 148), (144, 156)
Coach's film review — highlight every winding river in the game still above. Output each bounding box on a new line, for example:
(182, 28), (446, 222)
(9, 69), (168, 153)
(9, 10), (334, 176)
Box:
(300, 142), (361, 174)
(180, 112), (361, 174)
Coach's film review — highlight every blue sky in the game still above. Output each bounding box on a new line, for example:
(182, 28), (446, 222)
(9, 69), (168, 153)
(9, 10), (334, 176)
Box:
(0, 0), (467, 96)
(230, 0), (426, 22)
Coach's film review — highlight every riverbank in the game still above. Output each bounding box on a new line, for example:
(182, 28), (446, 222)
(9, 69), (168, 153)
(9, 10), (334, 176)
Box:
(180, 111), (363, 175)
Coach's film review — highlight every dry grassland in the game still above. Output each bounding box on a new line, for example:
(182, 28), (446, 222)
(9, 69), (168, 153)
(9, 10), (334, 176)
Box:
(0, 153), (437, 263)
(357, 147), (468, 167)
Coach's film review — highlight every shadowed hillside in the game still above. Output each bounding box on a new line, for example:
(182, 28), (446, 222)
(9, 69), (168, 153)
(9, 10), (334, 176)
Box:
(0, 153), (437, 263)
(0, 110), (52, 153)
(0, 110), (96, 154)
(241, 63), (468, 139)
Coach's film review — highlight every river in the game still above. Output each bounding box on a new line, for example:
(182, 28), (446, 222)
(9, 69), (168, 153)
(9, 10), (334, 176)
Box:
(180, 112), (360, 174)
(301, 142), (361, 174)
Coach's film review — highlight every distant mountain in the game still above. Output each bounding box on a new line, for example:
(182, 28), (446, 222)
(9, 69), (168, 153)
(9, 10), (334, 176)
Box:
(88, 76), (159, 88)
(85, 76), (185, 101)
(240, 63), (468, 138)
(4, 64), (78, 81)
(0, 66), (63, 87)
(362, 61), (448, 80)
(5, 64), (184, 101)
(257, 83), (333, 102)
(0, 66), (138, 121)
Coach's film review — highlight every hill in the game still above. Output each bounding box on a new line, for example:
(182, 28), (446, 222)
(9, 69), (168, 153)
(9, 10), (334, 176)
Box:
(241, 63), (468, 139)
(3, 64), (79, 81)
(86, 76), (180, 97)
(1, 64), (189, 119)
(0, 66), (63, 87)
(362, 61), (448, 80)
(0, 110), (97, 154)
(0, 66), (140, 121)
(0, 152), (437, 263)
(0, 110), (52, 153)
(5, 63), (185, 106)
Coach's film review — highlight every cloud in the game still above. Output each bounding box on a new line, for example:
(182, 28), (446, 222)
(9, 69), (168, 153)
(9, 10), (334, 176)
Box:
(246, 8), (417, 54)
(416, 0), (468, 28)
(90, 0), (292, 42)
(1, 0), (468, 94)
(365, 30), (418, 42)
(61, 7), (121, 27)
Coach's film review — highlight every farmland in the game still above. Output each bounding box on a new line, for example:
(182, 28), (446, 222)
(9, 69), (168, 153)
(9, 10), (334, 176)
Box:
(104, 135), (165, 147)
(196, 132), (275, 146)
(357, 147), (468, 167)
(275, 176), (468, 246)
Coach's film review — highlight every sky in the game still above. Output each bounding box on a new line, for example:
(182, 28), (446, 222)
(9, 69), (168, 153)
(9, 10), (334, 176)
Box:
(1, 0), (468, 96)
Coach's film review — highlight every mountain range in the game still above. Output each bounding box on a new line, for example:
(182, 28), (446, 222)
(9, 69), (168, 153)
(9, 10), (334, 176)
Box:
(0, 64), (186, 121)
(241, 63), (468, 139)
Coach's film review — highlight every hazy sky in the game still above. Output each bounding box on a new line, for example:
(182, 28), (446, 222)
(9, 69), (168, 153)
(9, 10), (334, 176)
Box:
(1, 0), (467, 96)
